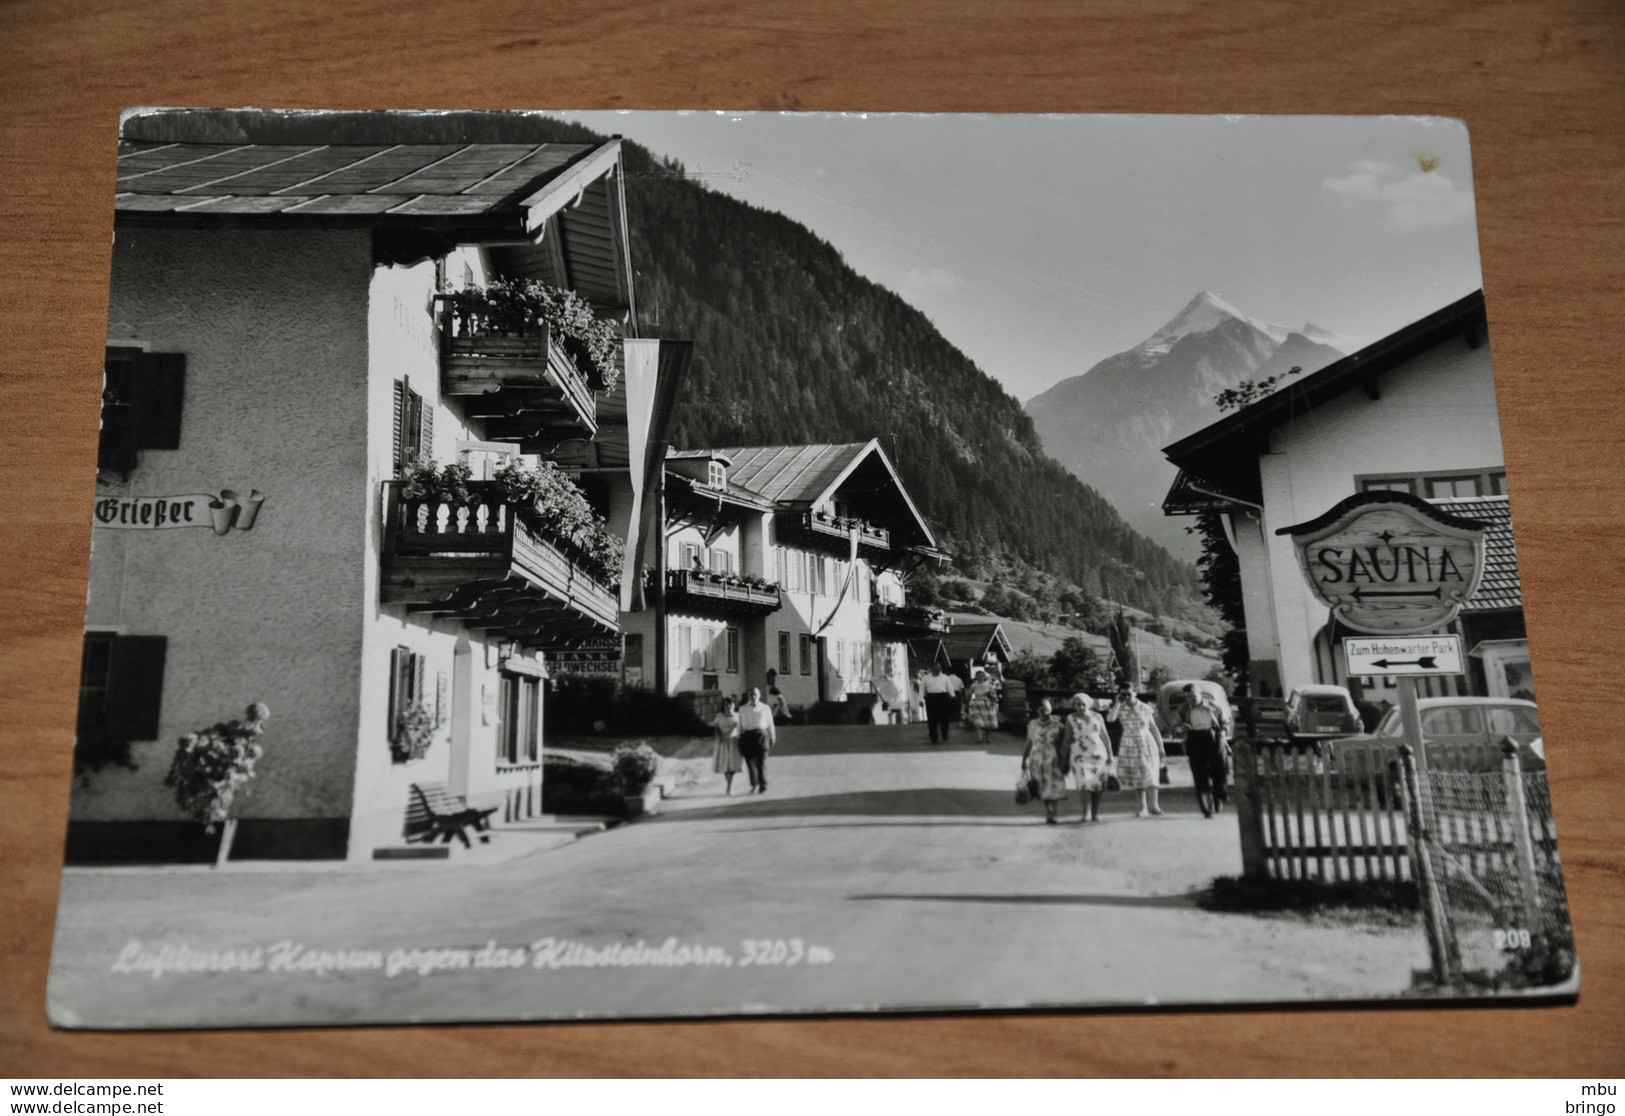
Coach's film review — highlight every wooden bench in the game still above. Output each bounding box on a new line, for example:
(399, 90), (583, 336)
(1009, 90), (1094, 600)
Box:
(405, 782), (498, 849)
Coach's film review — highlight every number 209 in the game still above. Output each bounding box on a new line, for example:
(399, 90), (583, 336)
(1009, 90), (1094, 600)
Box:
(1493, 928), (1532, 951)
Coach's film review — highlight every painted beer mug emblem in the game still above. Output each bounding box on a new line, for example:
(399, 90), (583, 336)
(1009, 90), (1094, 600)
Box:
(1276, 491), (1489, 634)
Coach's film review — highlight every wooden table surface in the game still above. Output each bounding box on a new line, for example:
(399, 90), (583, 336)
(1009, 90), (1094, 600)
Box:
(2, 0), (1621, 1079)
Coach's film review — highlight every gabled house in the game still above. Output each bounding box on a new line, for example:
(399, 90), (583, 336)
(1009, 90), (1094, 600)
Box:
(1160, 290), (1529, 703)
(939, 621), (1014, 680)
(620, 440), (946, 719)
(73, 136), (685, 863)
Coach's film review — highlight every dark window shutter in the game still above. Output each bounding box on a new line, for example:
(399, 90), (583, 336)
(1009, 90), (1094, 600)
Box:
(406, 389), (423, 461)
(413, 653), (426, 705)
(98, 357), (138, 474)
(392, 381), (406, 475)
(388, 647), (404, 742)
(132, 352), (185, 450)
(420, 402), (434, 461)
(105, 635), (167, 741)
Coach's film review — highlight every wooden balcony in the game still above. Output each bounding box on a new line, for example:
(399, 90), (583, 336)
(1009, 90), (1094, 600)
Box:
(380, 482), (619, 649)
(659, 569), (783, 618)
(870, 602), (951, 638)
(437, 298), (597, 445)
(778, 509), (892, 558)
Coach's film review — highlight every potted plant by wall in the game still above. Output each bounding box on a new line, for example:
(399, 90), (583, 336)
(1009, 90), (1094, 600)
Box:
(392, 700), (435, 764)
(440, 277), (622, 394)
(163, 703), (271, 866)
(611, 741), (662, 818)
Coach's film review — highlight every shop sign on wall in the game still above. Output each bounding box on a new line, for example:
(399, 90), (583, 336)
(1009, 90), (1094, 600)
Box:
(547, 634), (623, 677)
(94, 490), (266, 536)
(1277, 491), (1488, 635)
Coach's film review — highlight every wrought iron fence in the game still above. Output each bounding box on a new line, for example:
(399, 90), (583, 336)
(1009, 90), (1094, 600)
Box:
(1400, 742), (1576, 991)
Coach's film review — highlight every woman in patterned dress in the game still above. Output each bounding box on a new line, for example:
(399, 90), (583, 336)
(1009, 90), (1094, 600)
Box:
(712, 697), (743, 796)
(1111, 685), (1165, 817)
(1066, 692), (1114, 823)
(966, 670), (1000, 745)
(1021, 698), (1070, 824)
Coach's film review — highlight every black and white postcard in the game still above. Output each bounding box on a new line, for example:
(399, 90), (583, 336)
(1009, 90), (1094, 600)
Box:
(48, 109), (1576, 1028)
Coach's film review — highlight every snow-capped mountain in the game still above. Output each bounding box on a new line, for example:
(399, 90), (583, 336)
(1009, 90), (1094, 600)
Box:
(1025, 292), (1346, 560)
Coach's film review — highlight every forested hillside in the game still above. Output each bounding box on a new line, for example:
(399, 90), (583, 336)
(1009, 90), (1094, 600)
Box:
(616, 143), (1200, 614)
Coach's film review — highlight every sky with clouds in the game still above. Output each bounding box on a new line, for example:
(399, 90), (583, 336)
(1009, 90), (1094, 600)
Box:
(561, 112), (1483, 402)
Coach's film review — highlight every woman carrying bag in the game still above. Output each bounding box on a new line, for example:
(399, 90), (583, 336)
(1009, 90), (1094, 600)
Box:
(1066, 692), (1114, 824)
(1020, 698), (1071, 825)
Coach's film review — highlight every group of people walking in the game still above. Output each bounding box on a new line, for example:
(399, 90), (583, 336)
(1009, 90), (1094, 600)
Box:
(1018, 683), (1232, 824)
(919, 662), (1005, 746)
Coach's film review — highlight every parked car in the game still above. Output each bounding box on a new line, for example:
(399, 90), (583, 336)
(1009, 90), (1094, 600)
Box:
(1154, 679), (1233, 754)
(1284, 684), (1362, 747)
(1328, 696), (1543, 780)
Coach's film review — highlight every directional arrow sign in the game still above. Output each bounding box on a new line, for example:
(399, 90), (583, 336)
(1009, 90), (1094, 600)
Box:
(1344, 635), (1464, 677)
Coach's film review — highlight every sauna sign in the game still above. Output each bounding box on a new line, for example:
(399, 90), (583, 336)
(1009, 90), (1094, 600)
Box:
(93, 490), (266, 535)
(1276, 492), (1488, 635)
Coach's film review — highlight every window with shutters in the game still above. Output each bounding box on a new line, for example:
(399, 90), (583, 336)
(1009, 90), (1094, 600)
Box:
(74, 632), (168, 773)
(726, 628), (740, 674)
(99, 348), (185, 479)
(497, 672), (540, 766)
(777, 631), (791, 675)
(392, 379), (432, 476)
(387, 645), (427, 748)
(799, 633), (813, 676)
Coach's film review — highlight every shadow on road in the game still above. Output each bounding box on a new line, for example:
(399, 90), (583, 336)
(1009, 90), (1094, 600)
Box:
(772, 723), (1028, 758)
(655, 786), (1026, 823)
(656, 785), (1208, 825)
(848, 889), (1210, 910)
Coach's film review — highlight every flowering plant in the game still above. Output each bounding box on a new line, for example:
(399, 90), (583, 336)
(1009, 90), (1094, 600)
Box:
(610, 741), (661, 797)
(164, 703), (271, 831)
(494, 458), (624, 583)
(392, 700), (435, 763)
(450, 278), (622, 392)
(399, 454), (476, 503)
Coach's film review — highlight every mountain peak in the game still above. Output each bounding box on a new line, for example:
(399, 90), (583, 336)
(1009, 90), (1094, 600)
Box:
(1141, 290), (1300, 354)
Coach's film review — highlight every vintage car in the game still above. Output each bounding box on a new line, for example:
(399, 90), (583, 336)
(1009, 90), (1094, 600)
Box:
(1327, 695), (1543, 780)
(1154, 679), (1233, 753)
(1283, 684), (1362, 746)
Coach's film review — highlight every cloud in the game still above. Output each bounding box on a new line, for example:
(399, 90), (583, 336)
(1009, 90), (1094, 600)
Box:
(897, 265), (963, 301)
(1321, 157), (1475, 231)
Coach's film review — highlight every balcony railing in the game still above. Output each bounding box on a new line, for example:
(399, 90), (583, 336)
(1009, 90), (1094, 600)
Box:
(870, 602), (951, 637)
(380, 481), (619, 645)
(778, 509), (892, 556)
(657, 568), (783, 617)
(436, 298), (597, 444)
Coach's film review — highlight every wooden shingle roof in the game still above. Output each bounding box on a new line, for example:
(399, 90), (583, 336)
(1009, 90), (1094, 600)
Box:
(721, 444), (874, 506)
(1438, 495), (1521, 612)
(115, 140), (595, 221)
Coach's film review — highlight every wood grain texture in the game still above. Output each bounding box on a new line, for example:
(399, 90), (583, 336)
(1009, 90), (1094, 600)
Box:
(2, 0), (1621, 1078)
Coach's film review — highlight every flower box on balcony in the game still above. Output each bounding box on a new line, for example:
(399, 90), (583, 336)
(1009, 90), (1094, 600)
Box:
(870, 602), (951, 637)
(436, 288), (601, 442)
(658, 568), (783, 617)
(380, 481), (620, 643)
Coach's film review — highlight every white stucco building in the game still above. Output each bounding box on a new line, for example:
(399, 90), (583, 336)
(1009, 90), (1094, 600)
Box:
(1161, 290), (1530, 704)
(619, 441), (947, 720)
(73, 137), (683, 862)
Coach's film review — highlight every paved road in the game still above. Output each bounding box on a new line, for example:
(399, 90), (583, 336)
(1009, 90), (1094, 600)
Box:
(49, 723), (1428, 1028)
